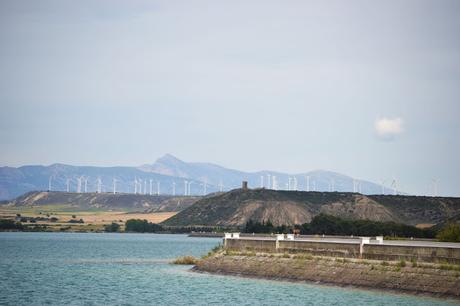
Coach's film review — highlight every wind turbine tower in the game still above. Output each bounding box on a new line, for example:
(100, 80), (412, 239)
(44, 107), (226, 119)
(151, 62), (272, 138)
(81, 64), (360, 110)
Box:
(184, 180), (188, 195)
(134, 178), (138, 194)
(77, 177), (82, 193)
(172, 182), (176, 196)
(188, 181), (193, 196)
(112, 178), (117, 194)
(267, 174), (271, 190)
(97, 177), (102, 193)
(149, 179), (153, 195)
(272, 176), (277, 190)
(48, 176), (52, 191)
(260, 176), (264, 188)
(156, 181), (160, 195)
(84, 177), (88, 193)
(219, 180), (223, 192)
(391, 178), (397, 195)
(66, 178), (70, 192)
(306, 175), (310, 192)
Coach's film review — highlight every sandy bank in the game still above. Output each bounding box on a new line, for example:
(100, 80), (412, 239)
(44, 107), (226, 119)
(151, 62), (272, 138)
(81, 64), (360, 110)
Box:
(194, 253), (460, 299)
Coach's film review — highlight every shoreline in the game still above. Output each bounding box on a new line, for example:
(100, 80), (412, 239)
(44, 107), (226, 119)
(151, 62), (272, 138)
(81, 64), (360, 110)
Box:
(194, 253), (460, 300)
(191, 268), (459, 302)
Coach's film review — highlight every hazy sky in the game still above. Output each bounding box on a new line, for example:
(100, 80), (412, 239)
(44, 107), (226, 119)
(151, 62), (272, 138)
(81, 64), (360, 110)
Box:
(1, 0), (459, 196)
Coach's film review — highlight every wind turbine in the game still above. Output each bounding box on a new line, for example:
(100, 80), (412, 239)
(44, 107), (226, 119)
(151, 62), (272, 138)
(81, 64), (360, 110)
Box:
(149, 179), (153, 195)
(267, 174), (271, 190)
(188, 181), (193, 196)
(77, 177), (82, 193)
(184, 180), (188, 195)
(134, 178), (138, 194)
(391, 178), (397, 195)
(293, 177), (298, 191)
(84, 177), (88, 193)
(219, 180), (223, 192)
(288, 177), (292, 191)
(272, 175), (277, 190)
(66, 178), (70, 192)
(172, 181), (176, 196)
(306, 175), (310, 192)
(48, 176), (52, 191)
(97, 177), (102, 193)
(113, 178), (117, 194)
(157, 181), (160, 195)
(260, 176), (264, 188)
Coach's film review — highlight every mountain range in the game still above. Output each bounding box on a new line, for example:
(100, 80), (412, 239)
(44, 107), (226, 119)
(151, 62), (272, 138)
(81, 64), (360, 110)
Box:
(0, 154), (387, 200)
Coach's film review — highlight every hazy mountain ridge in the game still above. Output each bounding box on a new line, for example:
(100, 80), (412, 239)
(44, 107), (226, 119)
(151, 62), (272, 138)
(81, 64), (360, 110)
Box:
(1, 154), (389, 200)
(162, 189), (460, 227)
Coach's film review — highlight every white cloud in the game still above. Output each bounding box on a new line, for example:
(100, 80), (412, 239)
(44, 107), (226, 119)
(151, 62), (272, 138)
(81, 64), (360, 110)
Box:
(374, 117), (404, 140)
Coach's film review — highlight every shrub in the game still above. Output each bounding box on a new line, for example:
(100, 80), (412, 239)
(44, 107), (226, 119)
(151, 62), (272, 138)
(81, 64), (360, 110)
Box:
(397, 260), (406, 268)
(104, 222), (120, 232)
(172, 256), (199, 265)
(125, 219), (163, 233)
(437, 224), (460, 242)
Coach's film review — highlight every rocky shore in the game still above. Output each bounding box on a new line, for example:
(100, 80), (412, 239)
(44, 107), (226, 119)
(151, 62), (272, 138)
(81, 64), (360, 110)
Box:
(194, 252), (460, 299)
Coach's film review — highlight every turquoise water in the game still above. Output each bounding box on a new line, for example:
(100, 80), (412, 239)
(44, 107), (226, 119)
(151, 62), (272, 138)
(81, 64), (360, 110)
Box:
(0, 233), (457, 305)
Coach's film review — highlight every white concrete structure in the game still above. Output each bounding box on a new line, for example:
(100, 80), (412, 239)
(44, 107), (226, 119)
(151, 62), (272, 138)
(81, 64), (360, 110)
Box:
(376, 236), (384, 244)
(286, 234), (295, 240)
(276, 234), (285, 241)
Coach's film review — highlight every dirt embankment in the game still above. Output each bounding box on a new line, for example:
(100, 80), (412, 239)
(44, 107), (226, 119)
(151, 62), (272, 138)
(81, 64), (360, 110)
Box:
(194, 253), (460, 299)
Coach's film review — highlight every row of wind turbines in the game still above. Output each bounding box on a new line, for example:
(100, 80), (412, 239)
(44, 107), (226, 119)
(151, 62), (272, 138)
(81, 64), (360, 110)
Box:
(48, 175), (440, 197)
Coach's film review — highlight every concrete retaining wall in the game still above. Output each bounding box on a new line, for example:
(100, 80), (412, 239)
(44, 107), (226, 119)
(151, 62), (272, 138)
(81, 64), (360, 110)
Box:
(225, 238), (277, 253)
(224, 238), (460, 264)
(363, 244), (460, 264)
(278, 240), (360, 258)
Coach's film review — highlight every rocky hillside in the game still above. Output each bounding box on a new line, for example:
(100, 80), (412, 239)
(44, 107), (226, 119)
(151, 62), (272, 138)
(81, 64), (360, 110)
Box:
(162, 188), (460, 227)
(4, 191), (202, 212)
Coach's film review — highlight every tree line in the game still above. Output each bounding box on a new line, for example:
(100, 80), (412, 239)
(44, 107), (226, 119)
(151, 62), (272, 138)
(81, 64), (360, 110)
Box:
(243, 214), (438, 239)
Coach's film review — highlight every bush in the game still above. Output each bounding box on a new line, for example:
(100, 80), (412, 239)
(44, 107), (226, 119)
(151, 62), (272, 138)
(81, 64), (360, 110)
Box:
(437, 224), (460, 242)
(172, 256), (199, 265)
(0, 219), (23, 230)
(104, 222), (120, 232)
(125, 219), (163, 233)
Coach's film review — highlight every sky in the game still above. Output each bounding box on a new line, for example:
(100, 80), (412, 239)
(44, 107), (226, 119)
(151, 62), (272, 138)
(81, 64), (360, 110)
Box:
(0, 0), (459, 196)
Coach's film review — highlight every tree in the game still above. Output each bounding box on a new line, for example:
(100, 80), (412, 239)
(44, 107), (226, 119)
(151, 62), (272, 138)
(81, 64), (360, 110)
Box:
(104, 222), (120, 232)
(437, 224), (460, 242)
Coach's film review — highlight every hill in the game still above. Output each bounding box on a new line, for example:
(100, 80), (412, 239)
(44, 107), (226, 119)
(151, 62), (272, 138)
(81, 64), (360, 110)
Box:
(4, 191), (202, 212)
(161, 188), (460, 227)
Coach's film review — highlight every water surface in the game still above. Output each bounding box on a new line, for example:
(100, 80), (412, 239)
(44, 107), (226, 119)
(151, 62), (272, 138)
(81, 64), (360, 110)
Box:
(0, 232), (457, 305)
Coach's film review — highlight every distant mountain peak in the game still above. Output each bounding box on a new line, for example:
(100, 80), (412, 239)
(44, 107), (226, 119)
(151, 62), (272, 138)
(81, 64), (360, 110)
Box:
(157, 153), (183, 164)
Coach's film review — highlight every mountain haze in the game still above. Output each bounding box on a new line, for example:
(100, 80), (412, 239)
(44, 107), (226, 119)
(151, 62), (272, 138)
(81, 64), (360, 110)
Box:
(0, 154), (389, 200)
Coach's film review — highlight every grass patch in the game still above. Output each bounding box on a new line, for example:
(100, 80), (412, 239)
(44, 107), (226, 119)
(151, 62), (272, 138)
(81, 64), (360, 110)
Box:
(172, 256), (199, 265)
(294, 254), (313, 260)
(381, 261), (389, 266)
(397, 260), (406, 268)
(439, 264), (460, 271)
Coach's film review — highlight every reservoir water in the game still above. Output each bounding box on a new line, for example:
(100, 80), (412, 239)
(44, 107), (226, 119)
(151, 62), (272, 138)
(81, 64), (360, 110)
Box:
(0, 232), (457, 305)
